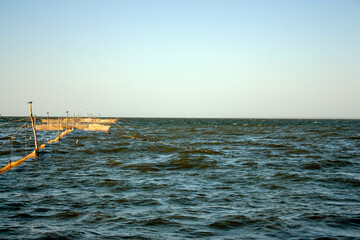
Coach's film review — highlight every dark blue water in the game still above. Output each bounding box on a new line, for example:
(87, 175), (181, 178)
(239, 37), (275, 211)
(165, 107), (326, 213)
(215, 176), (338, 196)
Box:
(1, 118), (360, 239)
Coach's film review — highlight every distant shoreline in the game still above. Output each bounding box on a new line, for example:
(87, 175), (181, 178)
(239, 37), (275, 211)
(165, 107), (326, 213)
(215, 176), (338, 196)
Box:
(1, 116), (359, 120)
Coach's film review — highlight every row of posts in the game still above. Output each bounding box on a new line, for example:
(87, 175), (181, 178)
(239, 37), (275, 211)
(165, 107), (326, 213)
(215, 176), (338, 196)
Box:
(27, 102), (72, 157)
(27, 102), (103, 157)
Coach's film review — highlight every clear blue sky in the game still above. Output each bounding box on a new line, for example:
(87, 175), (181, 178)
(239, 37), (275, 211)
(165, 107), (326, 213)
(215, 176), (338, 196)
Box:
(1, 0), (359, 118)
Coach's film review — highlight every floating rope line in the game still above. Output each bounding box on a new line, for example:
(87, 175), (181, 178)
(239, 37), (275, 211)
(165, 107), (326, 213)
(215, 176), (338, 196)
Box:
(0, 119), (30, 149)
(0, 117), (30, 127)
(0, 128), (74, 174)
(114, 123), (130, 134)
(113, 123), (223, 155)
(10, 136), (14, 163)
(1, 103), (116, 174)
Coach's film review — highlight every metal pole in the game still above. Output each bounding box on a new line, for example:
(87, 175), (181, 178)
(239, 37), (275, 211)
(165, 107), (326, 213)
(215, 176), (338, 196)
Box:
(28, 101), (39, 156)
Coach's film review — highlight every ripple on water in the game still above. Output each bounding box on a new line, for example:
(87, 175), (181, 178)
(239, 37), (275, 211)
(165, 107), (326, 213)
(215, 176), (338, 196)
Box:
(1, 118), (360, 239)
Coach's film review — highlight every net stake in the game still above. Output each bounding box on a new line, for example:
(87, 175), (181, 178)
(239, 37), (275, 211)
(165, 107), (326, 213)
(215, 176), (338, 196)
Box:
(28, 101), (39, 156)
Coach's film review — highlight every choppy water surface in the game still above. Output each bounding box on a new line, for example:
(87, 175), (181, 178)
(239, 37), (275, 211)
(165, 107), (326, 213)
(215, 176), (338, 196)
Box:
(1, 118), (360, 239)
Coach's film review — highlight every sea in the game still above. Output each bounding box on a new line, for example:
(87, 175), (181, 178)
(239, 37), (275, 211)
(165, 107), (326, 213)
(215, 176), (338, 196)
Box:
(0, 117), (360, 240)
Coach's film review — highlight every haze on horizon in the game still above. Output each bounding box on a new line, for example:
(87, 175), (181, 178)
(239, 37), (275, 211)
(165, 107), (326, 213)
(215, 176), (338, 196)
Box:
(0, 0), (359, 118)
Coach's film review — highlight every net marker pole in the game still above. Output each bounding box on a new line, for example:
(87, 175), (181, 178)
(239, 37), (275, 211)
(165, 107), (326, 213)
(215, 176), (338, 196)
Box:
(28, 101), (39, 156)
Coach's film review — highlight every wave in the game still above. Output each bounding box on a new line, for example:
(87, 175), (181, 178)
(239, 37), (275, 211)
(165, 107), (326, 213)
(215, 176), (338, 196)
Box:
(273, 172), (305, 181)
(302, 162), (322, 170)
(98, 147), (127, 153)
(322, 176), (360, 187)
(121, 163), (161, 172)
(320, 159), (355, 167)
(209, 215), (259, 229)
(1, 118), (360, 239)
(54, 210), (81, 219)
(267, 143), (289, 148)
(302, 212), (360, 226)
(168, 158), (217, 170)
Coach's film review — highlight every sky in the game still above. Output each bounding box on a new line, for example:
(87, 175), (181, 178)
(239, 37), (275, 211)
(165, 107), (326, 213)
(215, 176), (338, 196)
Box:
(0, 0), (359, 118)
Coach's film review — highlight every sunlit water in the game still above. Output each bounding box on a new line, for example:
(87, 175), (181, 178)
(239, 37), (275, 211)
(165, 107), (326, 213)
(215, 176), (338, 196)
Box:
(1, 118), (360, 239)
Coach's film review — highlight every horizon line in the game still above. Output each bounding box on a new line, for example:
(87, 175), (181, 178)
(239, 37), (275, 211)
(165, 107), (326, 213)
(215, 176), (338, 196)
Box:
(1, 115), (359, 120)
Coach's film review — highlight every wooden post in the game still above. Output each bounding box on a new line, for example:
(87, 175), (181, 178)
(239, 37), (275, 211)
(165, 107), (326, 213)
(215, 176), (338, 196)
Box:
(58, 117), (60, 140)
(28, 101), (39, 156)
(66, 111), (69, 129)
(47, 112), (49, 125)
